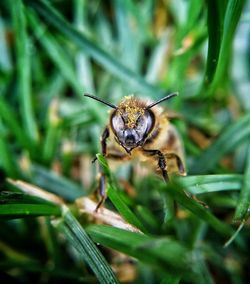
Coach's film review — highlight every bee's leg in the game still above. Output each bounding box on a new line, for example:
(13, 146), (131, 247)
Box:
(94, 127), (110, 211)
(165, 153), (186, 175)
(101, 127), (109, 156)
(142, 149), (169, 182)
(92, 127), (110, 163)
(95, 171), (106, 212)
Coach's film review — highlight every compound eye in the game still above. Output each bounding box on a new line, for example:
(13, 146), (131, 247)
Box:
(136, 111), (154, 134)
(111, 112), (125, 134)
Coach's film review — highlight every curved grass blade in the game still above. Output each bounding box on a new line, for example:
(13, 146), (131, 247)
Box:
(177, 174), (243, 194)
(0, 131), (18, 177)
(203, 0), (226, 88)
(0, 98), (33, 152)
(31, 164), (84, 201)
(191, 112), (250, 173)
(0, 192), (61, 219)
(25, 0), (166, 97)
(159, 181), (233, 237)
(42, 100), (62, 165)
(56, 207), (119, 284)
(203, 0), (246, 95)
(234, 141), (250, 221)
(26, 10), (80, 93)
(96, 154), (147, 232)
(26, 8), (106, 122)
(87, 224), (197, 283)
(12, 0), (38, 143)
(211, 0), (247, 90)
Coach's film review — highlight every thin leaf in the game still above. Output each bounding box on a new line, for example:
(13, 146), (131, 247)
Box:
(12, 0), (38, 143)
(203, 0), (246, 95)
(212, 0), (247, 89)
(42, 99), (62, 165)
(0, 98), (33, 152)
(191, 112), (250, 173)
(203, 0), (226, 88)
(31, 164), (84, 201)
(55, 207), (119, 284)
(87, 224), (197, 282)
(97, 154), (147, 232)
(0, 127), (18, 177)
(0, 192), (61, 219)
(159, 181), (233, 237)
(26, 10), (80, 93)
(177, 174), (243, 194)
(234, 141), (250, 221)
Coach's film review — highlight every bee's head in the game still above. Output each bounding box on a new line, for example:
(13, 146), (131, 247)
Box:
(84, 92), (178, 153)
(110, 96), (155, 152)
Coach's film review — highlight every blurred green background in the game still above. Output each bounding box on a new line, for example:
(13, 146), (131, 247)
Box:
(0, 0), (250, 283)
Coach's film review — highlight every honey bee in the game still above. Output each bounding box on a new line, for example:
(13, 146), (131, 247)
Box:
(84, 93), (186, 209)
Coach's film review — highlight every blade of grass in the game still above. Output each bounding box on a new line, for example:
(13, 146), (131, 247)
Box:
(107, 184), (147, 233)
(25, 0), (166, 97)
(212, 0), (247, 90)
(0, 122), (18, 177)
(12, 0), (38, 143)
(55, 206), (119, 284)
(97, 153), (147, 232)
(26, 10), (80, 93)
(26, 8), (106, 122)
(0, 98), (33, 152)
(159, 181), (233, 237)
(0, 192), (61, 219)
(73, 0), (95, 93)
(176, 174), (243, 194)
(191, 112), (250, 173)
(234, 141), (250, 221)
(42, 99), (62, 165)
(87, 224), (197, 282)
(203, 0), (246, 95)
(203, 0), (226, 88)
(31, 164), (84, 201)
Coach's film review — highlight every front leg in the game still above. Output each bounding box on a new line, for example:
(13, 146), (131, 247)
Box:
(101, 127), (109, 156)
(95, 127), (110, 211)
(142, 148), (169, 182)
(165, 153), (186, 175)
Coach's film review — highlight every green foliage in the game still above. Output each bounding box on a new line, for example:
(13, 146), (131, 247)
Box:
(0, 0), (249, 283)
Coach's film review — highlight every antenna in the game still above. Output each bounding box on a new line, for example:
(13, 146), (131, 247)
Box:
(84, 93), (117, 109)
(146, 92), (178, 109)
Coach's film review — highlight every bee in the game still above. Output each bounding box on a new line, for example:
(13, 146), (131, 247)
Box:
(84, 93), (186, 210)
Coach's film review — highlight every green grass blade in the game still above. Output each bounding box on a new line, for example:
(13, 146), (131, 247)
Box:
(12, 0), (38, 143)
(234, 141), (250, 221)
(191, 112), (250, 173)
(25, 0), (166, 97)
(203, 0), (246, 95)
(56, 207), (119, 284)
(0, 192), (61, 219)
(42, 100), (62, 165)
(87, 224), (197, 282)
(0, 98), (33, 152)
(177, 174), (243, 194)
(26, 10), (80, 93)
(160, 181), (233, 237)
(0, 123), (18, 177)
(203, 0), (226, 88)
(212, 0), (247, 89)
(31, 164), (84, 201)
(97, 154), (147, 232)
(107, 184), (147, 233)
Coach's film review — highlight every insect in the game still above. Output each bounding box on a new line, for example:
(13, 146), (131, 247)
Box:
(84, 93), (186, 210)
